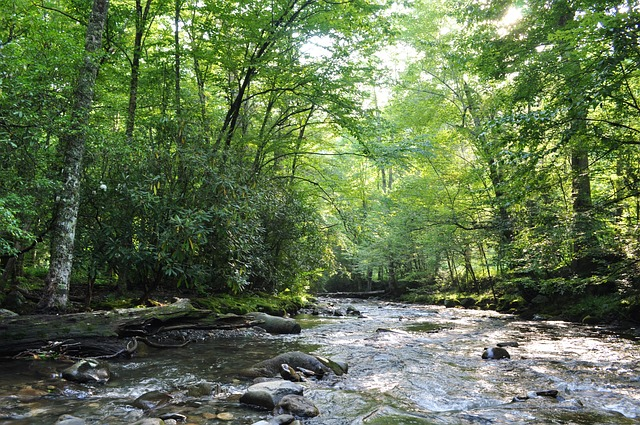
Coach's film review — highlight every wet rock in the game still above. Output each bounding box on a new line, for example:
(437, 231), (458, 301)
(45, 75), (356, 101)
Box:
(481, 347), (510, 360)
(273, 394), (319, 418)
(511, 395), (529, 402)
(240, 380), (304, 409)
(280, 364), (303, 382)
(536, 389), (559, 398)
(131, 419), (164, 425)
(314, 355), (348, 375)
(252, 414), (296, 425)
(497, 341), (519, 347)
(55, 414), (86, 425)
(61, 359), (110, 384)
(240, 351), (335, 379)
(132, 390), (173, 411)
(159, 412), (187, 421)
(246, 312), (301, 334)
(346, 305), (362, 316)
(185, 381), (214, 397)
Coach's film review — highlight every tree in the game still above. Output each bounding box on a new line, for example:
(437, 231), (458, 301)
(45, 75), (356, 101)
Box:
(38, 0), (110, 311)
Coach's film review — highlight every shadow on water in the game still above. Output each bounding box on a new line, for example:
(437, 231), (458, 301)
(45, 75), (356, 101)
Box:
(1, 298), (639, 424)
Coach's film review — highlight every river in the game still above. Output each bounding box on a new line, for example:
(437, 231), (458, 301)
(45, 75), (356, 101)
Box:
(1, 298), (639, 424)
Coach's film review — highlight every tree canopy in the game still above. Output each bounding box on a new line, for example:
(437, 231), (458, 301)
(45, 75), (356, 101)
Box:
(1, 0), (639, 319)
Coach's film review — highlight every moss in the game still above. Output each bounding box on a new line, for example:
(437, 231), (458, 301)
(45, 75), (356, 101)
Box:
(192, 292), (307, 316)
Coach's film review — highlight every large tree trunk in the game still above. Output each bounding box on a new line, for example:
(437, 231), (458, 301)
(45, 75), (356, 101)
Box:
(1, 299), (297, 357)
(39, 0), (110, 312)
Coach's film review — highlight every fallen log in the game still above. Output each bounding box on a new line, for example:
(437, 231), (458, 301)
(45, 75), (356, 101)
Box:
(0, 298), (267, 357)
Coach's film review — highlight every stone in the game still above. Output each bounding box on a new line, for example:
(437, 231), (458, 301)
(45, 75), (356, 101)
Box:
(241, 351), (334, 379)
(497, 341), (519, 347)
(61, 359), (110, 384)
(246, 312), (301, 334)
(55, 414), (86, 425)
(240, 380), (304, 409)
(536, 389), (559, 398)
(273, 394), (319, 418)
(131, 419), (164, 425)
(481, 347), (510, 360)
(132, 391), (173, 411)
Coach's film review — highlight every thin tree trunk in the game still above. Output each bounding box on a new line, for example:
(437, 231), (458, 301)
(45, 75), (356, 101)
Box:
(38, 0), (109, 312)
(174, 0), (182, 120)
(125, 0), (153, 142)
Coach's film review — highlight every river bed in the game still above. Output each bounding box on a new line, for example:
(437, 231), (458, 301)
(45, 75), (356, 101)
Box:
(1, 298), (639, 424)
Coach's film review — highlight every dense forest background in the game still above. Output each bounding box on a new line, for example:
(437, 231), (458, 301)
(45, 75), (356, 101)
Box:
(1, 0), (640, 321)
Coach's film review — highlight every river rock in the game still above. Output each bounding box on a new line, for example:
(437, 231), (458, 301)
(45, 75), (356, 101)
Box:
(55, 414), (86, 425)
(497, 341), (519, 347)
(273, 394), (319, 418)
(61, 359), (111, 384)
(132, 390), (173, 410)
(240, 351), (335, 379)
(246, 312), (301, 334)
(481, 347), (510, 360)
(240, 380), (304, 409)
(131, 419), (165, 425)
(280, 364), (303, 382)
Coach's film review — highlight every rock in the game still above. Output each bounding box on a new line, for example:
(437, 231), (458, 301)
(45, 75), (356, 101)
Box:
(272, 414), (296, 424)
(444, 299), (460, 308)
(459, 297), (476, 308)
(240, 380), (304, 409)
(132, 391), (173, 411)
(280, 364), (303, 382)
(246, 312), (301, 334)
(497, 341), (519, 347)
(314, 355), (348, 376)
(186, 381), (214, 397)
(131, 419), (165, 425)
(481, 347), (510, 360)
(346, 305), (362, 316)
(55, 414), (86, 425)
(61, 359), (111, 384)
(536, 389), (559, 398)
(159, 413), (187, 421)
(273, 394), (319, 418)
(240, 351), (334, 379)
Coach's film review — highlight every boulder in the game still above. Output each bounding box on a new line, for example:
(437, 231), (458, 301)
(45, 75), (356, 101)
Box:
(240, 380), (304, 409)
(131, 391), (173, 411)
(273, 394), (319, 418)
(246, 313), (301, 334)
(61, 359), (110, 384)
(240, 351), (334, 379)
(482, 347), (510, 360)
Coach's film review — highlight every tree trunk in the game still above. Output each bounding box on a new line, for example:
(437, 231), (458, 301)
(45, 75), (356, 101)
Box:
(38, 0), (109, 312)
(125, 0), (153, 142)
(1, 299), (292, 357)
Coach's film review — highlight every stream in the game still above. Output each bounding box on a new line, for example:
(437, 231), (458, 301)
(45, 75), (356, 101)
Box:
(1, 298), (639, 424)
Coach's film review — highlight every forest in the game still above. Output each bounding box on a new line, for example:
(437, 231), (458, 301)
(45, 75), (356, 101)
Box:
(1, 0), (640, 323)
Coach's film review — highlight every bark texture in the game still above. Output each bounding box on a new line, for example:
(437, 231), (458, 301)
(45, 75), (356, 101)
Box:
(39, 0), (110, 311)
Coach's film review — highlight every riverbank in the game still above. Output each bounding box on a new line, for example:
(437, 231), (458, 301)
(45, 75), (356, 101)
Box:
(397, 276), (640, 326)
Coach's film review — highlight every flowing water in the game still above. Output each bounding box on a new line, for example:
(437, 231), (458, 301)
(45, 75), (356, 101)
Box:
(1, 298), (639, 424)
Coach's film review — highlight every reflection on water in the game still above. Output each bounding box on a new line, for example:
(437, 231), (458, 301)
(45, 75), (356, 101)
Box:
(0, 299), (639, 424)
